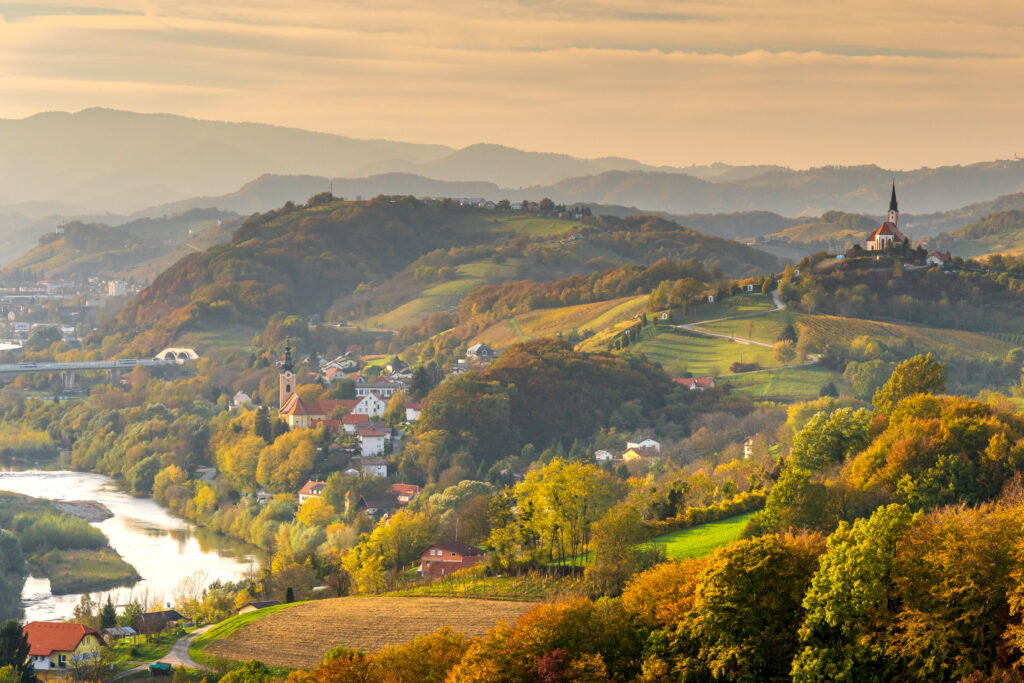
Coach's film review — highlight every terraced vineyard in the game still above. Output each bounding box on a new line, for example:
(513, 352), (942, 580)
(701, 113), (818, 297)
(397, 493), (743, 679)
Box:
(473, 295), (648, 349)
(797, 315), (1017, 358)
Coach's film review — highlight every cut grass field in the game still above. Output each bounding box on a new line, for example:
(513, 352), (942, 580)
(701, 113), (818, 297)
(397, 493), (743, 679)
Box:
(473, 295), (648, 349)
(194, 597), (536, 669)
(650, 512), (755, 559)
(630, 328), (778, 377)
(721, 365), (847, 400)
(368, 259), (522, 329)
(476, 215), (584, 238)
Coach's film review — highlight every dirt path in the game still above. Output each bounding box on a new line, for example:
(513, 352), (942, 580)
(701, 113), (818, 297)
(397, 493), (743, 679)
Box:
(112, 626), (213, 680)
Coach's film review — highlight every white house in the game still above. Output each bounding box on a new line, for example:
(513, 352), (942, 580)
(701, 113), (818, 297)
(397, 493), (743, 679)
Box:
(352, 393), (387, 416)
(405, 402), (422, 421)
(358, 426), (390, 456)
(355, 380), (404, 398)
(743, 437), (754, 459)
(231, 391), (251, 410)
(594, 450), (614, 462)
(361, 456), (389, 478)
(298, 480), (327, 504)
(626, 438), (661, 453)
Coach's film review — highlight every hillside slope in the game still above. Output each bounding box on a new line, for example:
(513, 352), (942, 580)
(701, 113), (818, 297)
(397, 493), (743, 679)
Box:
(928, 210), (1024, 257)
(3, 208), (239, 282)
(103, 198), (780, 352)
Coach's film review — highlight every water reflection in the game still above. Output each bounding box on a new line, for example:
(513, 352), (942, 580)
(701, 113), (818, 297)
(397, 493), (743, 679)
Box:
(0, 470), (265, 621)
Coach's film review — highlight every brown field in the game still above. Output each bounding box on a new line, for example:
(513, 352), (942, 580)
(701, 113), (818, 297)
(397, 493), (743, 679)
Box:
(204, 597), (536, 668)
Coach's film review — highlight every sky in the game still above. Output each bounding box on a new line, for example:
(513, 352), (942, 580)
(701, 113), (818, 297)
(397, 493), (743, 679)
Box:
(1, 0), (1023, 169)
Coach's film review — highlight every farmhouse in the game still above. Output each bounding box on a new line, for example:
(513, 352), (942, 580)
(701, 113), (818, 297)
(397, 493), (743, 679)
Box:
(466, 343), (497, 362)
(140, 610), (185, 634)
(23, 622), (103, 675)
(298, 480), (327, 504)
(927, 250), (952, 266)
(419, 542), (488, 577)
(626, 438), (661, 452)
(673, 377), (715, 390)
(238, 600), (281, 614)
(866, 183), (909, 251)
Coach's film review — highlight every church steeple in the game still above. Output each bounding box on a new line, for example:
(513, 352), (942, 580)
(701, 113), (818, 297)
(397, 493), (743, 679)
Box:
(279, 339), (295, 408)
(887, 181), (899, 226)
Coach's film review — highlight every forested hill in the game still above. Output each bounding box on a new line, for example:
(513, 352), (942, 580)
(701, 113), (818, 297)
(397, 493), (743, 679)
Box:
(102, 196), (780, 352)
(928, 210), (1024, 257)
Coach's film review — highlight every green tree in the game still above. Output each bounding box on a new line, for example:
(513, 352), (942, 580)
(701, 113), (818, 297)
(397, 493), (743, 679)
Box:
(0, 620), (32, 683)
(792, 504), (915, 682)
(584, 504), (661, 597)
(685, 533), (826, 683)
(254, 406), (272, 443)
(872, 353), (946, 414)
(788, 408), (871, 471)
(221, 660), (272, 683)
(100, 596), (117, 629)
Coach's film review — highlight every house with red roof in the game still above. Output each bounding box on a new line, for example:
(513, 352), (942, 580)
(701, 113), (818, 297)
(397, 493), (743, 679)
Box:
(388, 483), (421, 504)
(298, 480), (327, 504)
(418, 542), (488, 577)
(405, 401), (422, 421)
(279, 393), (387, 428)
(673, 377), (715, 390)
(23, 622), (103, 675)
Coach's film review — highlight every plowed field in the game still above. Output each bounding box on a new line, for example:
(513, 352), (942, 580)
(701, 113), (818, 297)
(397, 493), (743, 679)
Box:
(202, 597), (536, 668)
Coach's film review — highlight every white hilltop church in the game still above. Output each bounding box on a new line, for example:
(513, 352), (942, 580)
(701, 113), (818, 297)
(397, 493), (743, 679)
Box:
(865, 182), (909, 251)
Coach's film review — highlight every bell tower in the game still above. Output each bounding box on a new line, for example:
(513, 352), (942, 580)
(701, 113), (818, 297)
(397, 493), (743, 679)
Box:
(887, 181), (899, 227)
(279, 342), (295, 408)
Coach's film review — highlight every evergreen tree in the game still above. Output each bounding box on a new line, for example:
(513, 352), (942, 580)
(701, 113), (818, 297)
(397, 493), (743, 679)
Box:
(254, 406), (272, 443)
(0, 620), (33, 683)
(285, 587), (295, 603)
(100, 596), (117, 629)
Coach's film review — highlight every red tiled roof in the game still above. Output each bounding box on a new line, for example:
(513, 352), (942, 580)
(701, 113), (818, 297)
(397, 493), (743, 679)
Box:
(405, 402), (422, 410)
(298, 480), (327, 497)
(280, 397), (358, 417)
(673, 377), (715, 388)
(342, 413), (370, 425)
(389, 483), (421, 496)
(359, 428), (389, 437)
(24, 622), (100, 656)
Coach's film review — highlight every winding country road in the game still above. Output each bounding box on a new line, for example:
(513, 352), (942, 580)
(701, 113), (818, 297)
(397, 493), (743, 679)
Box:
(113, 625), (213, 680)
(674, 290), (819, 366)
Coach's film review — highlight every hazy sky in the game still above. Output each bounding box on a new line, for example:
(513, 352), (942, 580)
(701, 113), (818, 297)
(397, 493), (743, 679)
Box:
(1, 0), (1022, 168)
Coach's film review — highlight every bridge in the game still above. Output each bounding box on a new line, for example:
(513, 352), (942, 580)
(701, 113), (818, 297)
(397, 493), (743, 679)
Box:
(0, 348), (199, 389)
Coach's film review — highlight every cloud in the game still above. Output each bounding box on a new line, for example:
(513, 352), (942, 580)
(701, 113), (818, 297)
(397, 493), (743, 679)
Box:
(0, 0), (1023, 167)
(0, 3), (140, 21)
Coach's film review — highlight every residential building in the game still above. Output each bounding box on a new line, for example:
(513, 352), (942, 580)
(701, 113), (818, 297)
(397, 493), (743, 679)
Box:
(743, 437), (754, 459)
(358, 426), (390, 456)
(238, 601), (281, 614)
(355, 380), (404, 398)
(361, 456), (388, 478)
(140, 610), (185, 634)
(23, 622), (103, 675)
(626, 438), (661, 452)
(466, 343), (497, 362)
(418, 542), (488, 577)
(298, 480), (327, 504)
(673, 377), (715, 390)
(623, 446), (659, 461)
(594, 450), (614, 462)
(389, 483), (421, 504)
(357, 492), (402, 516)
(405, 402), (422, 421)
(927, 250), (952, 266)
(107, 280), (128, 297)
(279, 393), (387, 429)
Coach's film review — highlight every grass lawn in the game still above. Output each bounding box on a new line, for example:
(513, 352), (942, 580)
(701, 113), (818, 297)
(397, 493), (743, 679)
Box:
(650, 512), (755, 559)
(721, 365), (846, 400)
(630, 328), (778, 377)
(671, 293), (776, 325)
(695, 309), (792, 344)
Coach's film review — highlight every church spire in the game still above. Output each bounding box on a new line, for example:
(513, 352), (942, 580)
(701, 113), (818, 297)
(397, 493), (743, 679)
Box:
(282, 339), (294, 373)
(889, 181), (898, 213)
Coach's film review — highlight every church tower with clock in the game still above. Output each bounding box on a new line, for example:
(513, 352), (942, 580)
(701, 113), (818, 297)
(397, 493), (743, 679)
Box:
(279, 343), (295, 408)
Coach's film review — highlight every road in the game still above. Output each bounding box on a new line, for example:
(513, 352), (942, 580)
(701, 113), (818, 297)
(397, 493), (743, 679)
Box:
(674, 290), (819, 366)
(113, 625), (213, 680)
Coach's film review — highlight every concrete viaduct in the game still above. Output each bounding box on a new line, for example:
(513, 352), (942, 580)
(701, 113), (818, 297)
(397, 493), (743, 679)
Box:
(0, 348), (199, 389)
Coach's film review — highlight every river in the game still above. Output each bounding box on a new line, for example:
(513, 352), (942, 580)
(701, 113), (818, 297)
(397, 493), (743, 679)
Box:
(0, 470), (264, 621)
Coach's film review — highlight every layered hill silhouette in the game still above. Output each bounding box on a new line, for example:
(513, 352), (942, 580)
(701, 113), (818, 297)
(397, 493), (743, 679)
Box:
(99, 196), (781, 352)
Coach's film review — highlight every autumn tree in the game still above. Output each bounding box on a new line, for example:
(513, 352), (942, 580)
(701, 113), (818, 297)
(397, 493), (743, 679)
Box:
(872, 353), (946, 414)
(256, 430), (317, 493)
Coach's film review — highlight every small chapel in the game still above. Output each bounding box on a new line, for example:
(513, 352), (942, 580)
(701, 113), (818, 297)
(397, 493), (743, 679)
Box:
(866, 182), (908, 251)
